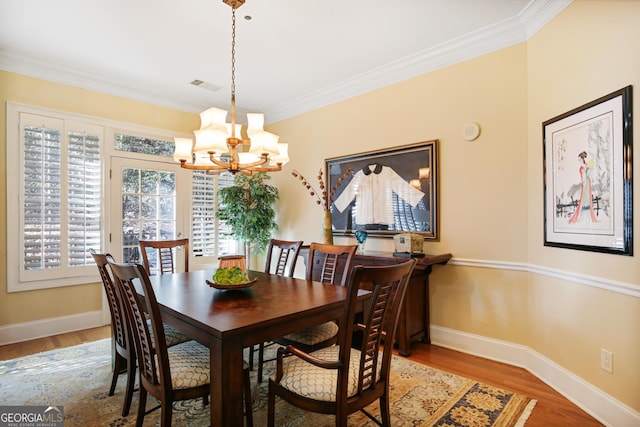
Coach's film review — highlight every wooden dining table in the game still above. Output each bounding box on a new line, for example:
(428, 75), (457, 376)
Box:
(147, 268), (361, 427)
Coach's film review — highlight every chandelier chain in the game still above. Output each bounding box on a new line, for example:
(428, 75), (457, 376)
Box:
(230, 7), (237, 132)
(231, 7), (236, 102)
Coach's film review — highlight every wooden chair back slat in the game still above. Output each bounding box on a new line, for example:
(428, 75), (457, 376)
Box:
(305, 242), (357, 286)
(139, 238), (189, 275)
(264, 239), (303, 277)
(109, 262), (166, 389)
(90, 251), (128, 351)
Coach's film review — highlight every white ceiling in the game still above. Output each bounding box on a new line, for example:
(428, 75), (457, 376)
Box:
(0, 0), (571, 123)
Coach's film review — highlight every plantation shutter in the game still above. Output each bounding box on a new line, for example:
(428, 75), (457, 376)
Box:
(19, 113), (103, 282)
(191, 171), (236, 257)
(67, 128), (102, 266)
(22, 118), (63, 271)
(217, 173), (236, 255)
(191, 171), (216, 257)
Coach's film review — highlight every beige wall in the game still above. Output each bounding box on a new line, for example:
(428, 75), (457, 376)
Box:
(268, 0), (639, 412)
(269, 44), (529, 260)
(525, 0), (640, 409)
(1, 0), (638, 416)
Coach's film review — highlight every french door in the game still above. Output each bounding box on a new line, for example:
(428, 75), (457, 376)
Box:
(109, 156), (190, 268)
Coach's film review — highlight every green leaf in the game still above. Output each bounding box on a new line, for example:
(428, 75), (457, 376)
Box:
(216, 172), (279, 256)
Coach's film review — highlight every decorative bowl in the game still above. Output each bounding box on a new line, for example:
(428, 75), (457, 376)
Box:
(206, 278), (257, 290)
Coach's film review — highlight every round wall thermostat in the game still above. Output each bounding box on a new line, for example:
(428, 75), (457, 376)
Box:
(462, 122), (481, 141)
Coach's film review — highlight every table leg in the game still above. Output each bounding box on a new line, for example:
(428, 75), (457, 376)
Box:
(396, 308), (411, 357)
(211, 337), (246, 427)
(422, 268), (432, 344)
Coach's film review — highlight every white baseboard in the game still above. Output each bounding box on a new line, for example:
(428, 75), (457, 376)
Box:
(0, 311), (105, 346)
(430, 325), (640, 427)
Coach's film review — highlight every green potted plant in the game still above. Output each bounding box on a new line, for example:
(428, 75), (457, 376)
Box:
(217, 172), (279, 268)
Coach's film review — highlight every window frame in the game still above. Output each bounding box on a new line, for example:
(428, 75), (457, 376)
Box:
(7, 103), (110, 292)
(6, 102), (235, 292)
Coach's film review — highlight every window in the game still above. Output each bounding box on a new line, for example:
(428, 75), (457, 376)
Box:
(114, 133), (175, 157)
(7, 108), (104, 291)
(7, 103), (238, 291)
(191, 171), (237, 258)
(119, 165), (179, 264)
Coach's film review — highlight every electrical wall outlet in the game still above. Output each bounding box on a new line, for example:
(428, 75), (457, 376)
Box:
(601, 348), (613, 373)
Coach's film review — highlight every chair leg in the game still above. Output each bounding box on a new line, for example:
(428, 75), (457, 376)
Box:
(108, 352), (123, 396)
(160, 401), (173, 427)
(335, 409), (348, 426)
(136, 387), (147, 427)
(243, 368), (253, 427)
(122, 357), (136, 416)
(257, 343), (265, 383)
(267, 382), (275, 427)
(248, 345), (255, 370)
(379, 394), (391, 426)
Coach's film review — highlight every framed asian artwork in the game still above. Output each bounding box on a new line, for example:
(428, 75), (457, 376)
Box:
(325, 140), (439, 240)
(543, 85), (633, 255)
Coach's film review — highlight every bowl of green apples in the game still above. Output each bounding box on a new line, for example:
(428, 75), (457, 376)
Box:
(206, 267), (257, 290)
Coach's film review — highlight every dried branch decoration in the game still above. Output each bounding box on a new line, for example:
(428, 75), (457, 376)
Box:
(292, 167), (353, 210)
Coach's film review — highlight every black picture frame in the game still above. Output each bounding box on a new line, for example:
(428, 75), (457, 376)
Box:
(325, 140), (439, 240)
(543, 86), (633, 255)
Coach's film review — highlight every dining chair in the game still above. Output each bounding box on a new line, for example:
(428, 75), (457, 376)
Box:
(252, 239), (303, 382)
(89, 250), (136, 416)
(263, 239), (303, 276)
(267, 259), (417, 426)
(271, 242), (357, 354)
(108, 260), (254, 427)
(90, 250), (192, 417)
(139, 238), (189, 275)
(218, 254), (247, 271)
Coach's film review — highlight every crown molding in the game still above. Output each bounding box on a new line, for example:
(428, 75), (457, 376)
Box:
(265, 14), (527, 123)
(265, 0), (573, 123)
(0, 48), (211, 113)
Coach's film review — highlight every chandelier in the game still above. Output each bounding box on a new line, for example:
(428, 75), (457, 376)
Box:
(173, 0), (288, 175)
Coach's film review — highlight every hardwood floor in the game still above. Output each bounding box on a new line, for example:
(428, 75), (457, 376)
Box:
(0, 326), (602, 426)
(0, 326), (112, 360)
(409, 344), (603, 426)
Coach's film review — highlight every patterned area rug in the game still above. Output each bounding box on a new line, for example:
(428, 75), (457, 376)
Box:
(0, 339), (536, 426)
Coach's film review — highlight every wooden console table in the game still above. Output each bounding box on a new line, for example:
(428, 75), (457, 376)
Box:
(299, 247), (451, 356)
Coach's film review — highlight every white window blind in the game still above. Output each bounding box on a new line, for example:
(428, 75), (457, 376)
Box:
(67, 130), (102, 266)
(191, 171), (237, 258)
(22, 121), (63, 271)
(10, 112), (103, 289)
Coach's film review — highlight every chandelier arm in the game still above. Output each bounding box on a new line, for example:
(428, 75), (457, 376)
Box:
(178, 160), (230, 172)
(207, 156), (266, 169)
(247, 163), (283, 172)
(207, 150), (271, 171)
(243, 154), (272, 169)
(179, 160), (282, 174)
